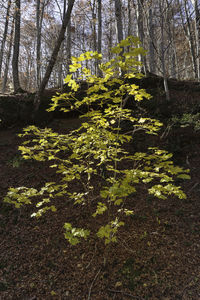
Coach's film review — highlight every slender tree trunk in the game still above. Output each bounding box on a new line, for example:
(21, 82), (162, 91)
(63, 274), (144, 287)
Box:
(36, 0), (45, 89)
(97, 0), (102, 54)
(128, 0), (131, 37)
(0, 0), (11, 78)
(2, 16), (14, 93)
(180, 0), (198, 78)
(59, 0), (67, 87)
(89, 0), (98, 74)
(97, 0), (102, 76)
(36, 0), (41, 89)
(66, 15), (71, 74)
(192, 0), (200, 79)
(114, 0), (123, 43)
(168, 20), (177, 78)
(148, 7), (156, 73)
(160, 0), (170, 101)
(108, 0), (113, 60)
(136, 0), (147, 73)
(34, 0), (75, 111)
(12, 0), (23, 93)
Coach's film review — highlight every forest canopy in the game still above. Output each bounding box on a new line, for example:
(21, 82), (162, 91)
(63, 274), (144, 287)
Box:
(0, 0), (200, 96)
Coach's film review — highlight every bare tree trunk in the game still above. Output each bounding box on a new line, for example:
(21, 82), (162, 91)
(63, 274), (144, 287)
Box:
(168, 22), (177, 78)
(58, 0), (67, 87)
(97, 0), (102, 76)
(34, 0), (75, 111)
(36, 0), (41, 89)
(12, 0), (23, 93)
(89, 0), (98, 74)
(165, 0), (177, 79)
(114, 0), (123, 43)
(107, 0), (113, 60)
(97, 0), (102, 54)
(128, 0), (132, 37)
(136, 0), (147, 73)
(148, 7), (156, 73)
(192, 0), (200, 79)
(36, 0), (46, 89)
(2, 16), (14, 93)
(180, 0), (198, 78)
(66, 15), (71, 74)
(0, 0), (11, 78)
(160, 0), (170, 101)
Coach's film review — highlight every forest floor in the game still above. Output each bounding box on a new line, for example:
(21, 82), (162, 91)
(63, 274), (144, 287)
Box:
(0, 97), (200, 299)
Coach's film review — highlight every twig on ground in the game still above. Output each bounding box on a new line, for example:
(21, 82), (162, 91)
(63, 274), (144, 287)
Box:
(108, 289), (145, 299)
(86, 242), (97, 269)
(188, 182), (199, 193)
(87, 268), (101, 300)
(118, 236), (136, 254)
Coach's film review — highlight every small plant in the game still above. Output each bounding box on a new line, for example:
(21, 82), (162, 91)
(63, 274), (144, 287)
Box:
(7, 155), (24, 168)
(171, 113), (200, 131)
(4, 36), (190, 245)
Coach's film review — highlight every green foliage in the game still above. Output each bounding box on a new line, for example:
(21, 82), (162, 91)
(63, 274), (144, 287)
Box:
(63, 223), (90, 245)
(171, 113), (200, 131)
(7, 155), (25, 168)
(4, 36), (190, 245)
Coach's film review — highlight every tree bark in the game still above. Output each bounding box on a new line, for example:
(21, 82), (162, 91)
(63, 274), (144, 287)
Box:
(0, 0), (11, 78)
(180, 0), (198, 78)
(136, 0), (147, 73)
(159, 0), (170, 101)
(2, 16), (14, 93)
(114, 0), (123, 43)
(89, 0), (98, 74)
(65, 14), (71, 74)
(128, 0), (132, 37)
(58, 0), (67, 87)
(97, 0), (102, 76)
(192, 0), (200, 79)
(148, 7), (156, 73)
(36, 0), (46, 89)
(12, 0), (23, 93)
(34, 0), (75, 111)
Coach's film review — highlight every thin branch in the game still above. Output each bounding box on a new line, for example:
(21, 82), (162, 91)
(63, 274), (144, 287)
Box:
(86, 242), (97, 269)
(87, 268), (101, 300)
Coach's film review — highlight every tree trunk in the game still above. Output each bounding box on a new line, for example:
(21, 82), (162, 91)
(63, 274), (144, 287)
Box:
(108, 0), (113, 60)
(114, 0), (123, 43)
(36, 0), (45, 89)
(58, 0), (67, 87)
(136, 0), (147, 73)
(148, 7), (156, 73)
(90, 0), (98, 74)
(97, 0), (102, 76)
(34, 0), (75, 111)
(128, 0), (132, 37)
(66, 15), (71, 74)
(181, 0), (198, 79)
(160, 0), (170, 101)
(2, 16), (14, 93)
(0, 0), (11, 78)
(12, 0), (23, 93)
(168, 19), (177, 79)
(192, 0), (200, 79)
(97, 0), (102, 53)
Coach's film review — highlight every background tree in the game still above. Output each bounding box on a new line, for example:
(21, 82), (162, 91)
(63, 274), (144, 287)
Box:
(0, 0), (199, 94)
(192, 0), (200, 79)
(12, 0), (23, 93)
(114, 0), (123, 43)
(0, 0), (11, 78)
(34, 0), (75, 111)
(2, 16), (14, 93)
